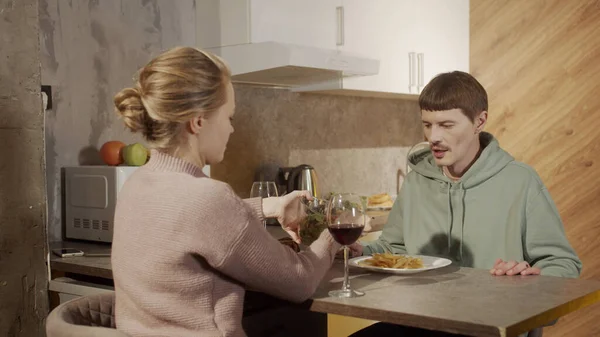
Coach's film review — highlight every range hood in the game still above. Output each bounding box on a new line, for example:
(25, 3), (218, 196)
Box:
(205, 41), (380, 88)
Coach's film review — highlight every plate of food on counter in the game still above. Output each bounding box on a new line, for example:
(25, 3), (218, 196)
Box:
(366, 193), (395, 211)
(349, 253), (452, 275)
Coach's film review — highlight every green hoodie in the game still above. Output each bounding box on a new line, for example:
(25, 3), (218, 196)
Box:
(363, 132), (582, 278)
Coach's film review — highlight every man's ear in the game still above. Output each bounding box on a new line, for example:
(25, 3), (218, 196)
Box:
(475, 111), (487, 133)
(188, 115), (203, 135)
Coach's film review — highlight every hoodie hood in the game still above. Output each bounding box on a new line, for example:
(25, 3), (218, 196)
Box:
(408, 132), (514, 189)
(406, 132), (515, 261)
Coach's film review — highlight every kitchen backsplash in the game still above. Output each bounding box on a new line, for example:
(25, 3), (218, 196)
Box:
(289, 147), (411, 197)
(213, 85), (424, 198)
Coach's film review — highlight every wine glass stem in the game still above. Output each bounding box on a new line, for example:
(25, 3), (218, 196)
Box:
(342, 245), (351, 291)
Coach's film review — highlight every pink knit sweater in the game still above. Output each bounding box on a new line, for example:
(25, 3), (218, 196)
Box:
(111, 151), (340, 337)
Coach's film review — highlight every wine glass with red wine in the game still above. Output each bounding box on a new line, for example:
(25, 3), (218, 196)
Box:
(326, 193), (365, 298)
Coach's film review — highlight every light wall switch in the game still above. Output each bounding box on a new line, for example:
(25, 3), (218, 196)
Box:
(41, 85), (52, 110)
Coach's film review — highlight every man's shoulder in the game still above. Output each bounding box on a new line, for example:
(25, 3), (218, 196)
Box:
(500, 161), (545, 188)
(402, 159), (545, 191)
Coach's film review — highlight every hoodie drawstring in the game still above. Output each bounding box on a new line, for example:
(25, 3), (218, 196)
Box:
(459, 183), (466, 261)
(446, 183), (452, 255)
(447, 181), (467, 262)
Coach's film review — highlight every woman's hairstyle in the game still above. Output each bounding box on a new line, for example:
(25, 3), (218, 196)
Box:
(114, 46), (231, 149)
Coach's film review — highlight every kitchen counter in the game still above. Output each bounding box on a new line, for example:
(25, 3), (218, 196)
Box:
(49, 240), (113, 279)
(48, 226), (292, 279)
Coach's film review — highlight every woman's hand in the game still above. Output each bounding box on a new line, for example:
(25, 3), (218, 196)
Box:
(262, 191), (312, 243)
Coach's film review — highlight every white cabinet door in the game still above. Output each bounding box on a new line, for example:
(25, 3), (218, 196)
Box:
(414, 0), (470, 92)
(197, 0), (342, 49)
(330, 0), (417, 95)
(250, 0), (342, 49)
(234, 0), (470, 97)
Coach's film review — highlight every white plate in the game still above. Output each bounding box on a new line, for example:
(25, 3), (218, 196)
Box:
(349, 255), (453, 275)
(367, 206), (392, 211)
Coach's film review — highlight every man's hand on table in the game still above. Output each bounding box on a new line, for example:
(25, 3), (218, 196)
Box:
(490, 258), (541, 276)
(348, 242), (363, 257)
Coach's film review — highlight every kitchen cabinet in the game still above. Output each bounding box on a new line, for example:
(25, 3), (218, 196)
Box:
(413, 0), (470, 93)
(197, 0), (469, 98)
(196, 0), (343, 50)
(334, 0), (416, 95)
(250, 0), (342, 50)
(295, 0), (470, 97)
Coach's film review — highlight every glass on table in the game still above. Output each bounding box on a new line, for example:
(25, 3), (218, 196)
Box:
(327, 193), (366, 298)
(250, 181), (278, 227)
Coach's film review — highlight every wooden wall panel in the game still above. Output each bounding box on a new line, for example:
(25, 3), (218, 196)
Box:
(471, 1), (600, 336)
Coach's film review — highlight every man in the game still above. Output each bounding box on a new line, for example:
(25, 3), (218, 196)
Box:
(354, 70), (581, 276)
(349, 71), (582, 336)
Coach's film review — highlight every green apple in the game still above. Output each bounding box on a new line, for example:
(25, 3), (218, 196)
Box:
(122, 143), (148, 166)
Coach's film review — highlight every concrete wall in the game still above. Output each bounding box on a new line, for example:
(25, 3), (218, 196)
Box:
(0, 0), (49, 335)
(40, 0), (196, 242)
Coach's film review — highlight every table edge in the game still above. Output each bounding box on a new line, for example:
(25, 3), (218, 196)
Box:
(50, 259), (113, 279)
(310, 300), (503, 337)
(505, 288), (600, 336)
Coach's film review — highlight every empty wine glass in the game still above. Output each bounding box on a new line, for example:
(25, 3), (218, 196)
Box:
(250, 181), (278, 227)
(327, 193), (365, 298)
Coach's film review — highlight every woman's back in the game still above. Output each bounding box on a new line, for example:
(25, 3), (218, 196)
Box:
(112, 151), (251, 336)
(112, 151), (339, 337)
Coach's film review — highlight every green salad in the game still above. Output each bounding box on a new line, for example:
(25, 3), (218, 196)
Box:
(298, 193), (365, 245)
(298, 199), (329, 245)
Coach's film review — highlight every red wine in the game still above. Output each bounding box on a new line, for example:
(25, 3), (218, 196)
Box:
(328, 224), (364, 245)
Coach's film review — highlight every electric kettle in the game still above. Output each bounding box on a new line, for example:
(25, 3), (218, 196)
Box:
(278, 164), (320, 197)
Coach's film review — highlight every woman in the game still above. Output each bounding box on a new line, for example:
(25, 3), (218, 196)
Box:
(111, 46), (340, 337)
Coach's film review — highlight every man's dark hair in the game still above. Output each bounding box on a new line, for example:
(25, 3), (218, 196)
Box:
(419, 71), (488, 122)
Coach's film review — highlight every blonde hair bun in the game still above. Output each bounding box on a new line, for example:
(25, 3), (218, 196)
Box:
(114, 87), (147, 134)
(113, 47), (231, 149)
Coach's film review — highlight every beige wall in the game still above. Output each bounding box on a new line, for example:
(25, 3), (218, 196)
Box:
(0, 0), (48, 335)
(214, 85), (423, 198)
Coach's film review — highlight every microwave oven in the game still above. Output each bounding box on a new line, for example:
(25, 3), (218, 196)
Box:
(64, 164), (211, 243)
(64, 166), (139, 242)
